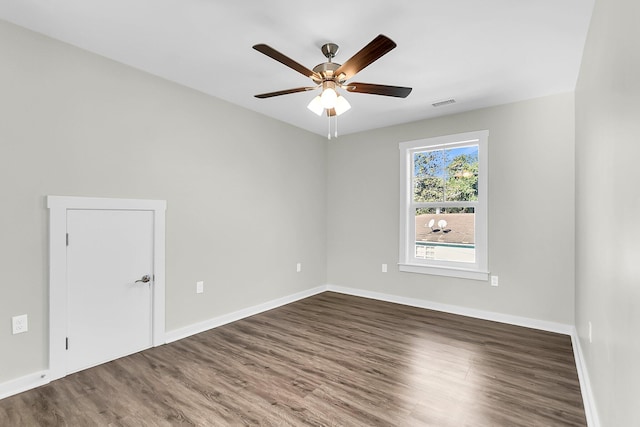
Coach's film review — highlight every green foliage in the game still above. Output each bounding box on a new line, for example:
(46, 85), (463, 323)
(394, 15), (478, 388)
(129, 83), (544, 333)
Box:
(413, 150), (478, 203)
(413, 151), (445, 202)
(445, 154), (478, 202)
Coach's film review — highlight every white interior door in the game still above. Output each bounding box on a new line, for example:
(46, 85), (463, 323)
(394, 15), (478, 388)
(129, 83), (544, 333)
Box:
(66, 209), (154, 374)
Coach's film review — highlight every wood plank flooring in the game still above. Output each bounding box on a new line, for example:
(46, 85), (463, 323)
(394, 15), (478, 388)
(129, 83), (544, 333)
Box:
(0, 292), (587, 426)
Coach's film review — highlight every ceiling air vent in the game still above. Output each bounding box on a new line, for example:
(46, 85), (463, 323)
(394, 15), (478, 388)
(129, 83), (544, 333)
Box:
(432, 98), (456, 107)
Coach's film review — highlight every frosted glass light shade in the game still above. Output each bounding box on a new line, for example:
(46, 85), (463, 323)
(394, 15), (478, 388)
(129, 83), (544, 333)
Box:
(320, 87), (337, 109)
(307, 96), (323, 116)
(334, 95), (351, 116)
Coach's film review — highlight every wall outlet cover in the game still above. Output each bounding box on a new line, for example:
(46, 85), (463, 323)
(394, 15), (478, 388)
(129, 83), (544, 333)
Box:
(12, 314), (28, 334)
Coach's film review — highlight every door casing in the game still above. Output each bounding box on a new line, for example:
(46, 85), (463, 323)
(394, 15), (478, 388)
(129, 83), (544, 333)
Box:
(47, 196), (166, 381)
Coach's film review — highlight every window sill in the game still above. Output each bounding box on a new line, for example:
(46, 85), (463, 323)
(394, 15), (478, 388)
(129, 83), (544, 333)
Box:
(398, 263), (489, 281)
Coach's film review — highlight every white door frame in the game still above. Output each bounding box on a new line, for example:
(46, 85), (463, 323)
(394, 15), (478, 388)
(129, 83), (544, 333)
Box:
(47, 196), (166, 381)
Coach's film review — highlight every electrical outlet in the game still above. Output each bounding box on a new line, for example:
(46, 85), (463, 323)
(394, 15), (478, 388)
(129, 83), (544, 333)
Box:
(196, 281), (204, 294)
(588, 321), (592, 343)
(12, 314), (28, 334)
(381, 263), (388, 273)
(491, 275), (499, 286)
(296, 263), (301, 273)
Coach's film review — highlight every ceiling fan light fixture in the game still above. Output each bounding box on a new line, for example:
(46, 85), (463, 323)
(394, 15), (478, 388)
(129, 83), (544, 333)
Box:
(320, 87), (337, 109)
(307, 96), (323, 116)
(253, 35), (412, 132)
(334, 94), (351, 116)
(320, 81), (338, 109)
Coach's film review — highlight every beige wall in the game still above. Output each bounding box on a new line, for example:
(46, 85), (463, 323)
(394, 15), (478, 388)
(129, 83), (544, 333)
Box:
(575, 0), (640, 424)
(0, 20), (327, 383)
(327, 93), (576, 324)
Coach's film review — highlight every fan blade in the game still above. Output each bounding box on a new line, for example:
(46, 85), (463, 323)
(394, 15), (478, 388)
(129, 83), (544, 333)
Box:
(346, 82), (412, 98)
(334, 35), (397, 81)
(253, 44), (320, 80)
(327, 108), (336, 117)
(255, 87), (317, 99)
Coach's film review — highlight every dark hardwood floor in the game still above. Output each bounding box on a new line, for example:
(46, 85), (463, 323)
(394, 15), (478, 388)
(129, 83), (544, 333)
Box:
(0, 292), (586, 426)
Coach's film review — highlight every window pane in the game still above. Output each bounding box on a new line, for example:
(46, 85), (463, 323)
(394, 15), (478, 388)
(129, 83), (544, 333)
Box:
(444, 145), (479, 202)
(413, 151), (445, 202)
(415, 208), (475, 263)
(413, 146), (478, 203)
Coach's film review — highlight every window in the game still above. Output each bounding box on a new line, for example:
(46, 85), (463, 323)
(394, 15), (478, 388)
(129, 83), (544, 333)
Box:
(399, 130), (488, 280)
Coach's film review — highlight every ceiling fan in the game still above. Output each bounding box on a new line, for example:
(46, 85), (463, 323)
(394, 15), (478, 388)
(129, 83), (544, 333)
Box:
(252, 34), (412, 119)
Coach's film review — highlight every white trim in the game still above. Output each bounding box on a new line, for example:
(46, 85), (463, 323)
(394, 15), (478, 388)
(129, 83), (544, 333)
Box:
(570, 328), (600, 427)
(1, 283), (597, 422)
(325, 284), (573, 335)
(165, 286), (326, 343)
(47, 196), (165, 211)
(398, 263), (489, 281)
(398, 130), (489, 279)
(47, 196), (167, 381)
(0, 371), (49, 400)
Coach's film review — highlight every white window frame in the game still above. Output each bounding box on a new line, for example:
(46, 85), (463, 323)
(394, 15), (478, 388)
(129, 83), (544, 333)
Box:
(398, 130), (489, 281)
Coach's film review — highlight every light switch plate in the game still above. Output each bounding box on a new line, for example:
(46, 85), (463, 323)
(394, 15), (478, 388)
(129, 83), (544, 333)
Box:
(196, 281), (204, 294)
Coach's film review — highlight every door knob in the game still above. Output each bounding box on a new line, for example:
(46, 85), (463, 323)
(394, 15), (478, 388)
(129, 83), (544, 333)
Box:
(135, 275), (151, 283)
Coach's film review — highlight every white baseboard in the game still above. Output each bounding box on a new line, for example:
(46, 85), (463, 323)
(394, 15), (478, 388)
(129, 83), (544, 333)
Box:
(0, 371), (49, 401)
(1, 282), (596, 423)
(571, 329), (600, 427)
(165, 283), (574, 344)
(164, 285), (326, 343)
(326, 284), (574, 335)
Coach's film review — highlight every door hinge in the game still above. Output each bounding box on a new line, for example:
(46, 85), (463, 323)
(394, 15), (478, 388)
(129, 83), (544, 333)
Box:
(65, 337), (69, 350)
(66, 233), (69, 246)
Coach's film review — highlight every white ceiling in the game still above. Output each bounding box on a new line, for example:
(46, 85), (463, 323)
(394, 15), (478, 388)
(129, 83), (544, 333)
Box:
(0, 0), (594, 137)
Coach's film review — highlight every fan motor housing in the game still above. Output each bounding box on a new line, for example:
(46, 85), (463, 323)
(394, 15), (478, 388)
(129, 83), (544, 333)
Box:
(312, 43), (345, 82)
(313, 62), (341, 78)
